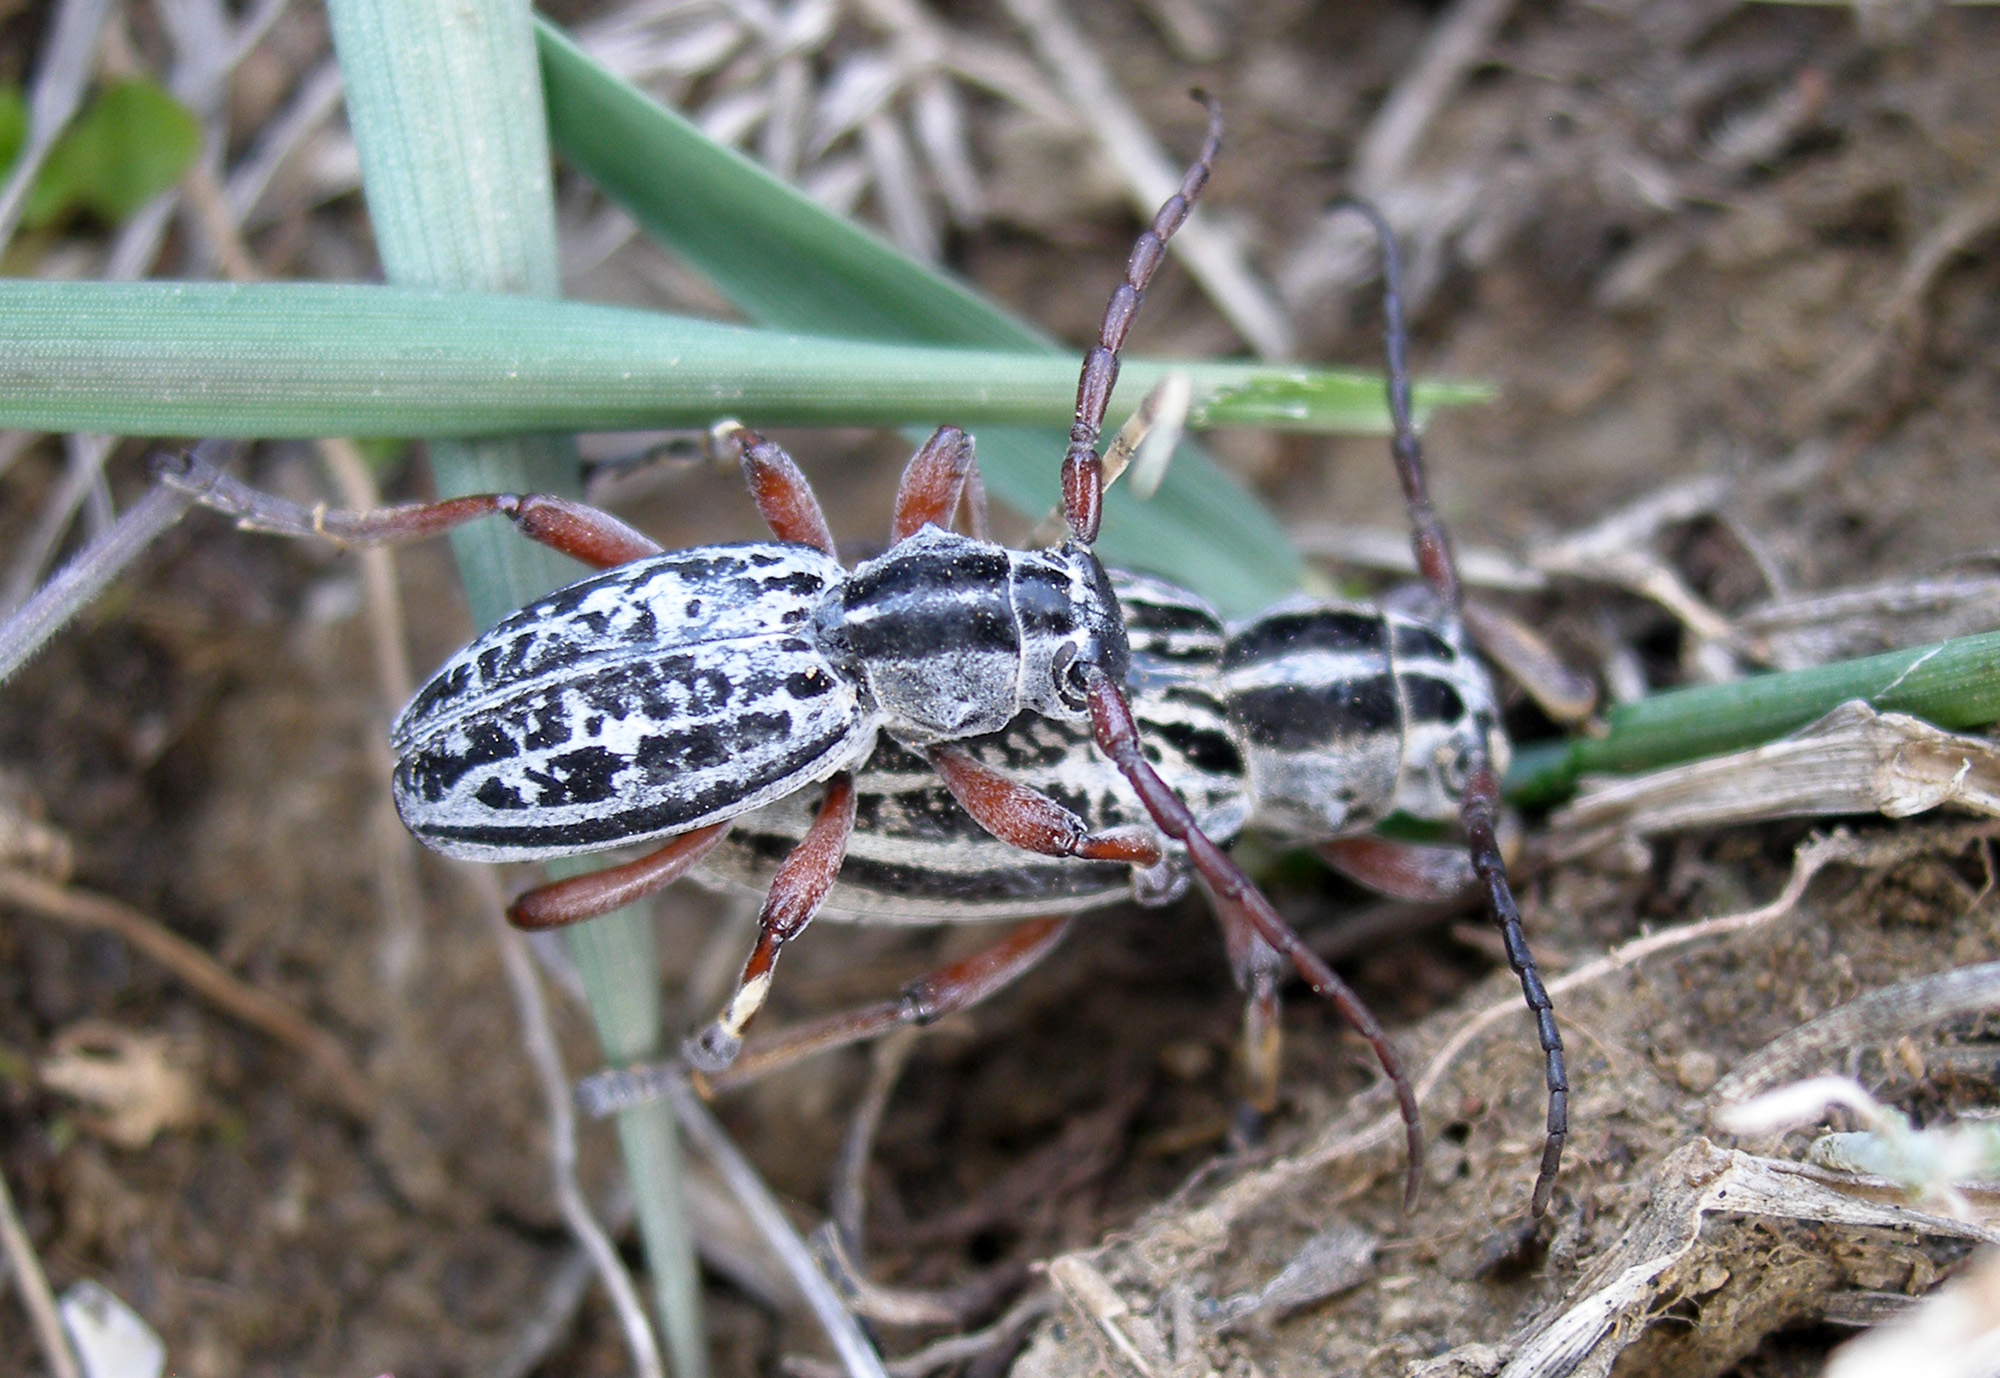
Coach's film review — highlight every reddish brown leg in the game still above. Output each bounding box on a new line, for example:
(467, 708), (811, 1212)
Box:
(1030, 101), (1425, 1202)
(699, 916), (1072, 1094)
(153, 448), (663, 569)
(1214, 902), (1285, 1118)
(686, 774), (858, 1072)
(1059, 96), (1222, 545)
(1332, 197), (1567, 1217)
(575, 918), (1072, 1118)
(928, 744), (1164, 865)
(889, 426), (980, 542)
(961, 461), (990, 541)
(711, 422), (838, 556)
(1085, 665), (1427, 1209)
(506, 823), (732, 930)
(1319, 836), (1477, 903)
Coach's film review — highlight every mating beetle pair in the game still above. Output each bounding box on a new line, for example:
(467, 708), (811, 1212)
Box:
(160, 102), (1566, 1215)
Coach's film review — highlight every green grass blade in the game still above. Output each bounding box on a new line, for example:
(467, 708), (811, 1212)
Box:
(0, 279), (1482, 441)
(325, 3), (704, 1374)
(535, 19), (1314, 612)
(1506, 630), (2000, 806)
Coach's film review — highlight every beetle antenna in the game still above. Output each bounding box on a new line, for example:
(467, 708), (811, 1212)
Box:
(1327, 197), (1568, 1216)
(1071, 100), (1427, 1210)
(1059, 93), (1221, 548)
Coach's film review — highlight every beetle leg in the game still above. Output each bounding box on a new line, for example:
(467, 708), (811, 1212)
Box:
(1083, 663), (1427, 1210)
(686, 773), (858, 1072)
(1319, 836), (1478, 903)
(695, 916), (1072, 1094)
(1215, 908), (1286, 1120)
(711, 422), (839, 556)
(927, 744), (1164, 864)
(506, 823), (732, 930)
(153, 448), (664, 568)
(889, 426), (981, 542)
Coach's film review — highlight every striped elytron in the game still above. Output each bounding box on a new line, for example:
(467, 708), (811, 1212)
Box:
(697, 571), (1504, 922)
(390, 530), (1124, 861)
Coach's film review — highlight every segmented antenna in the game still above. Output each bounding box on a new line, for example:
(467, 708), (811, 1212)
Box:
(1063, 99), (1427, 1210)
(1060, 94), (1222, 547)
(1328, 198), (1569, 1217)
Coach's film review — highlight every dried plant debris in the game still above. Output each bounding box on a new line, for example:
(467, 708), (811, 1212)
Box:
(1737, 566), (2000, 673)
(1204, 1220), (1380, 1330)
(1822, 1243), (2000, 1378)
(37, 1021), (202, 1150)
(1548, 701), (2000, 860)
(575, 0), (1069, 260)
(1489, 1141), (1999, 1378)
(1006, 819), (2000, 1378)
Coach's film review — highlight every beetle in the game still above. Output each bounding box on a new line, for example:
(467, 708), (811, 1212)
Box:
(156, 118), (1564, 1213)
(676, 565), (1509, 1138)
(698, 574), (1505, 923)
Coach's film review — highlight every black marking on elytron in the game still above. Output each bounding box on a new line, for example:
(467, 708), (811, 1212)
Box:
(391, 542), (878, 862)
(1221, 608), (1385, 670)
(1397, 674), (1466, 725)
(1230, 676), (1402, 750)
(1122, 598), (1222, 635)
(1392, 622), (1454, 662)
(1146, 719), (1243, 778)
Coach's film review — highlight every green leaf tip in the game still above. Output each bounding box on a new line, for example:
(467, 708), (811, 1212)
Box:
(26, 79), (201, 229)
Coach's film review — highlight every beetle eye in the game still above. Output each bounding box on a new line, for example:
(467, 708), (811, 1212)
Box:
(1441, 744), (1473, 797)
(1050, 644), (1089, 710)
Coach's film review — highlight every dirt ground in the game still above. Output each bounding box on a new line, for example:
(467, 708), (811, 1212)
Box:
(3, 1), (2000, 1375)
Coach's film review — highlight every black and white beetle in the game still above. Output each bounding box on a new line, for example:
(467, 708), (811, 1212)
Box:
(679, 564), (1514, 1151)
(157, 111), (1565, 1214)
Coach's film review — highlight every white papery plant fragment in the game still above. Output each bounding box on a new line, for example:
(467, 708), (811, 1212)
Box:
(1548, 701), (2000, 863)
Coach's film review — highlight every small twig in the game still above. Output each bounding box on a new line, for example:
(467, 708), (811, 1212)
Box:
(2, 434), (118, 617)
(0, 466), (204, 685)
(998, 0), (1295, 360)
(664, 1074), (891, 1378)
(225, 58), (346, 225)
(831, 1028), (919, 1253)
(814, 1224), (1025, 1328)
(1045, 1255), (1164, 1378)
(1713, 960), (2000, 1106)
(0, 868), (374, 1117)
(782, 1289), (1057, 1378)
(1351, 0), (1517, 194)
(0, 1165), (82, 1378)
(180, 157), (264, 284)
(486, 885), (665, 1378)
(308, 437), (431, 998)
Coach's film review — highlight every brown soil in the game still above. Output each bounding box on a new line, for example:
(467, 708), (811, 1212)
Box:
(3, 1), (1999, 1376)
